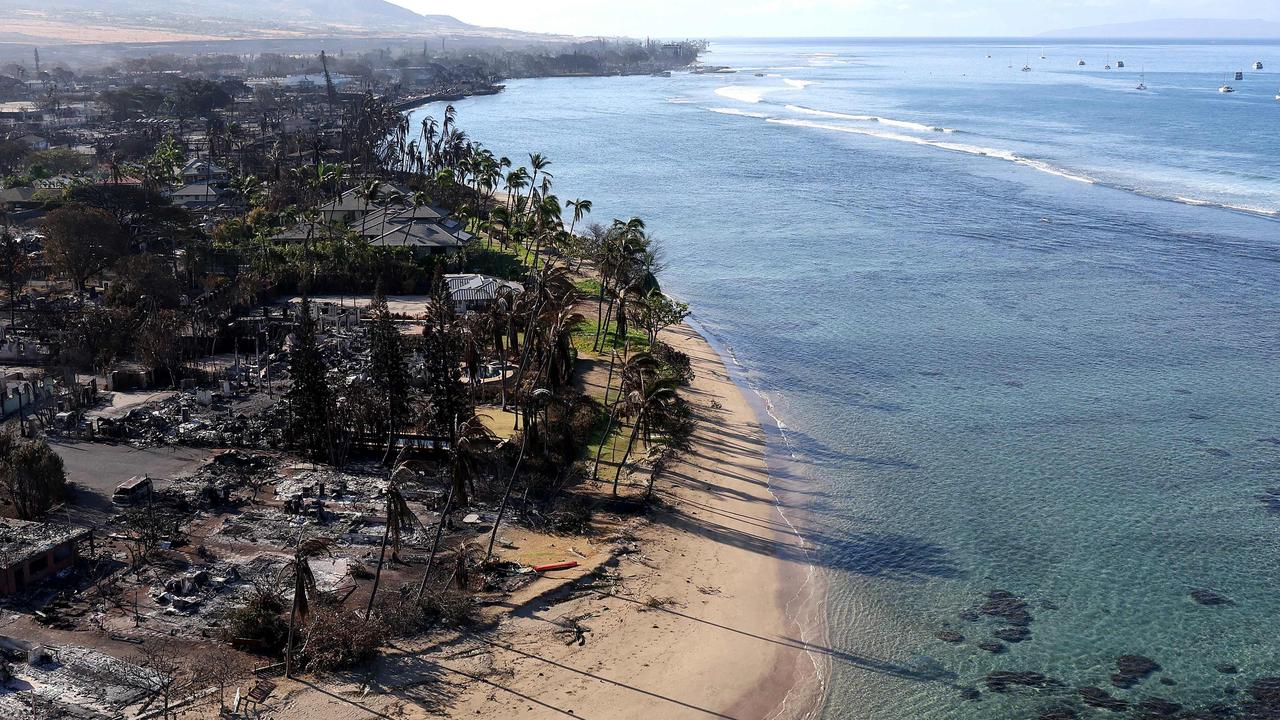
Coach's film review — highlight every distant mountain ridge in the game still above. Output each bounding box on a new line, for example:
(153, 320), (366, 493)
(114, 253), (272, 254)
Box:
(1040, 18), (1280, 39)
(4, 0), (560, 45)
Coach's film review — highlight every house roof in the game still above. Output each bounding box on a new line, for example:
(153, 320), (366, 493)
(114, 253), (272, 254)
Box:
(443, 274), (524, 304)
(371, 221), (470, 251)
(0, 187), (40, 204)
(181, 159), (229, 176)
(0, 519), (90, 566)
(170, 182), (226, 197)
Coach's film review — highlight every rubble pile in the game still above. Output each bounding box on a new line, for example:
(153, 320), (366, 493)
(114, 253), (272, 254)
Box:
(0, 645), (150, 719)
(106, 392), (290, 449)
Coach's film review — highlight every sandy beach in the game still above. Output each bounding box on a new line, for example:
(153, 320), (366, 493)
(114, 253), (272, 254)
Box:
(262, 321), (827, 720)
(436, 321), (827, 718)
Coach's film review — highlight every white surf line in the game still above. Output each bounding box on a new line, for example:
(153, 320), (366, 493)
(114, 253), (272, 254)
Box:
(684, 313), (830, 720)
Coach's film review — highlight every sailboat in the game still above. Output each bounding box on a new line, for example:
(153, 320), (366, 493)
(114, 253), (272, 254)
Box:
(1022, 56), (1032, 72)
(1254, 61), (1264, 70)
(1136, 69), (1147, 91)
(1078, 58), (1086, 66)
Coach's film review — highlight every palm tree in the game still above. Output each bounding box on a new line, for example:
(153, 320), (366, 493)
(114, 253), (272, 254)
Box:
(364, 481), (420, 620)
(524, 153), (551, 222)
(566, 198), (592, 237)
(504, 168), (529, 217)
(285, 537), (330, 678)
(415, 416), (496, 605)
(612, 379), (680, 494)
(485, 390), (550, 564)
(591, 352), (658, 482)
(355, 178), (382, 237)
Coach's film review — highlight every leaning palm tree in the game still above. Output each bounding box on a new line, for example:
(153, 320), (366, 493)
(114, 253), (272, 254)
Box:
(612, 378), (680, 495)
(364, 481), (420, 620)
(285, 537), (330, 678)
(485, 389), (551, 564)
(415, 416), (497, 605)
(591, 352), (659, 483)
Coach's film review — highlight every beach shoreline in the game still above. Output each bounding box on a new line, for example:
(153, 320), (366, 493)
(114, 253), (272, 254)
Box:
(686, 315), (831, 720)
(426, 319), (830, 719)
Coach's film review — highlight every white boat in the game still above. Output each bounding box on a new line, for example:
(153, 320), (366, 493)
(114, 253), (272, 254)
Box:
(1136, 68), (1147, 91)
(1255, 61), (1264, 70)
(1219, 84), (1235, 93)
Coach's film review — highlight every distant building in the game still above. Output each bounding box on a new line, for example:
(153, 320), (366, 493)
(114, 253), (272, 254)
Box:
(443, 274), (525, 314)
(0, 519), (91, 596)
(168, 182), (231, 207)
(281, 185), (474, 257)
(180, 159), (231, 185)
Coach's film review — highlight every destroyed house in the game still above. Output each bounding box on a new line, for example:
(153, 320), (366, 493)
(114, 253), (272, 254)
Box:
(0, 519), (91, 596)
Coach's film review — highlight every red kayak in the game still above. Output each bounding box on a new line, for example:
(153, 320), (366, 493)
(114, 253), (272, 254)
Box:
(532, 561), (579, 573)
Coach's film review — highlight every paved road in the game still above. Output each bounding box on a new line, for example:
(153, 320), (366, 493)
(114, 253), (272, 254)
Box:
(49, 441), (211, 526)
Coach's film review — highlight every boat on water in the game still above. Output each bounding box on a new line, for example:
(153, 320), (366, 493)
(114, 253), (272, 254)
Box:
(1022, 64), (1032, 72)
(1078, 59), (1086, 66)
(1136, 68), (1147, 91)
(1255, 61), (1264, 70)
(1235, 70), (1245, 81)
(1116, 60), (1125, 68)
(753, 72), (765, 77)
(652, 70), (672, 78)
(1219, 84), (1235, 93)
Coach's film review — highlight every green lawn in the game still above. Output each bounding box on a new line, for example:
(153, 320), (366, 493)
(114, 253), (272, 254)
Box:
(572, 318), (649, 356)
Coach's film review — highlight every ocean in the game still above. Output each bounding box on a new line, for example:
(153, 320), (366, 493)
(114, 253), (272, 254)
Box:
(408, 39), (1280, 719)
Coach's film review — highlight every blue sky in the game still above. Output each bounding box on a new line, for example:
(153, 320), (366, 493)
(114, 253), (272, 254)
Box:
(389, 0), (1279, 37)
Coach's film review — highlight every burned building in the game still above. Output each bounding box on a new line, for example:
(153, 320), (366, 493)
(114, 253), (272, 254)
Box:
(0, 519), (91, 596)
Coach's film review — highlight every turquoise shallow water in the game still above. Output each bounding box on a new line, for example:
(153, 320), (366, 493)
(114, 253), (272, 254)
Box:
(410, 39), (1280, 718)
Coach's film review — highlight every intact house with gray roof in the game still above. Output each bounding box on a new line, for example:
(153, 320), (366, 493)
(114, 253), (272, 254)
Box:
(443, 274), (525, 314)
(276, 185), (473, 257)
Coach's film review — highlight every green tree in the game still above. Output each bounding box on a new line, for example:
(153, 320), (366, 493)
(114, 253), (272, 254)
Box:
(0, 227), (30, 325)
(41, 204), (129, 296)
(367, 288), (409, 461)
(285, 298), (333, 462)
(612, 378), (680, 495)
(0, 434), (67, 520)
(421, 281), (474, 503)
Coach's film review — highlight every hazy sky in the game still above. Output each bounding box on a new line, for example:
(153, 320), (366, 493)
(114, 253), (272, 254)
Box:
(388, 0), (1279, 37)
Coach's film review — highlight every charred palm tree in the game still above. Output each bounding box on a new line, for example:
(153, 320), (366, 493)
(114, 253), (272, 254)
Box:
(285, 537), (330, 678)
(364, 482), (420, 620)
(415, 416), (496, 605)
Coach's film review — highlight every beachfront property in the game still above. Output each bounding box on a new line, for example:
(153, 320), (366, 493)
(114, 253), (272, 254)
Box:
(277, 184), (475, 255)
(442, 274), (525, 314)
(0, 519), (92, 596)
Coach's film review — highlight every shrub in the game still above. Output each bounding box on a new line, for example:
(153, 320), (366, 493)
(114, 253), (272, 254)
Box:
(222, 594), (288, 655)
(651, 341), (694, 385)
(299, 606), (385, 672)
